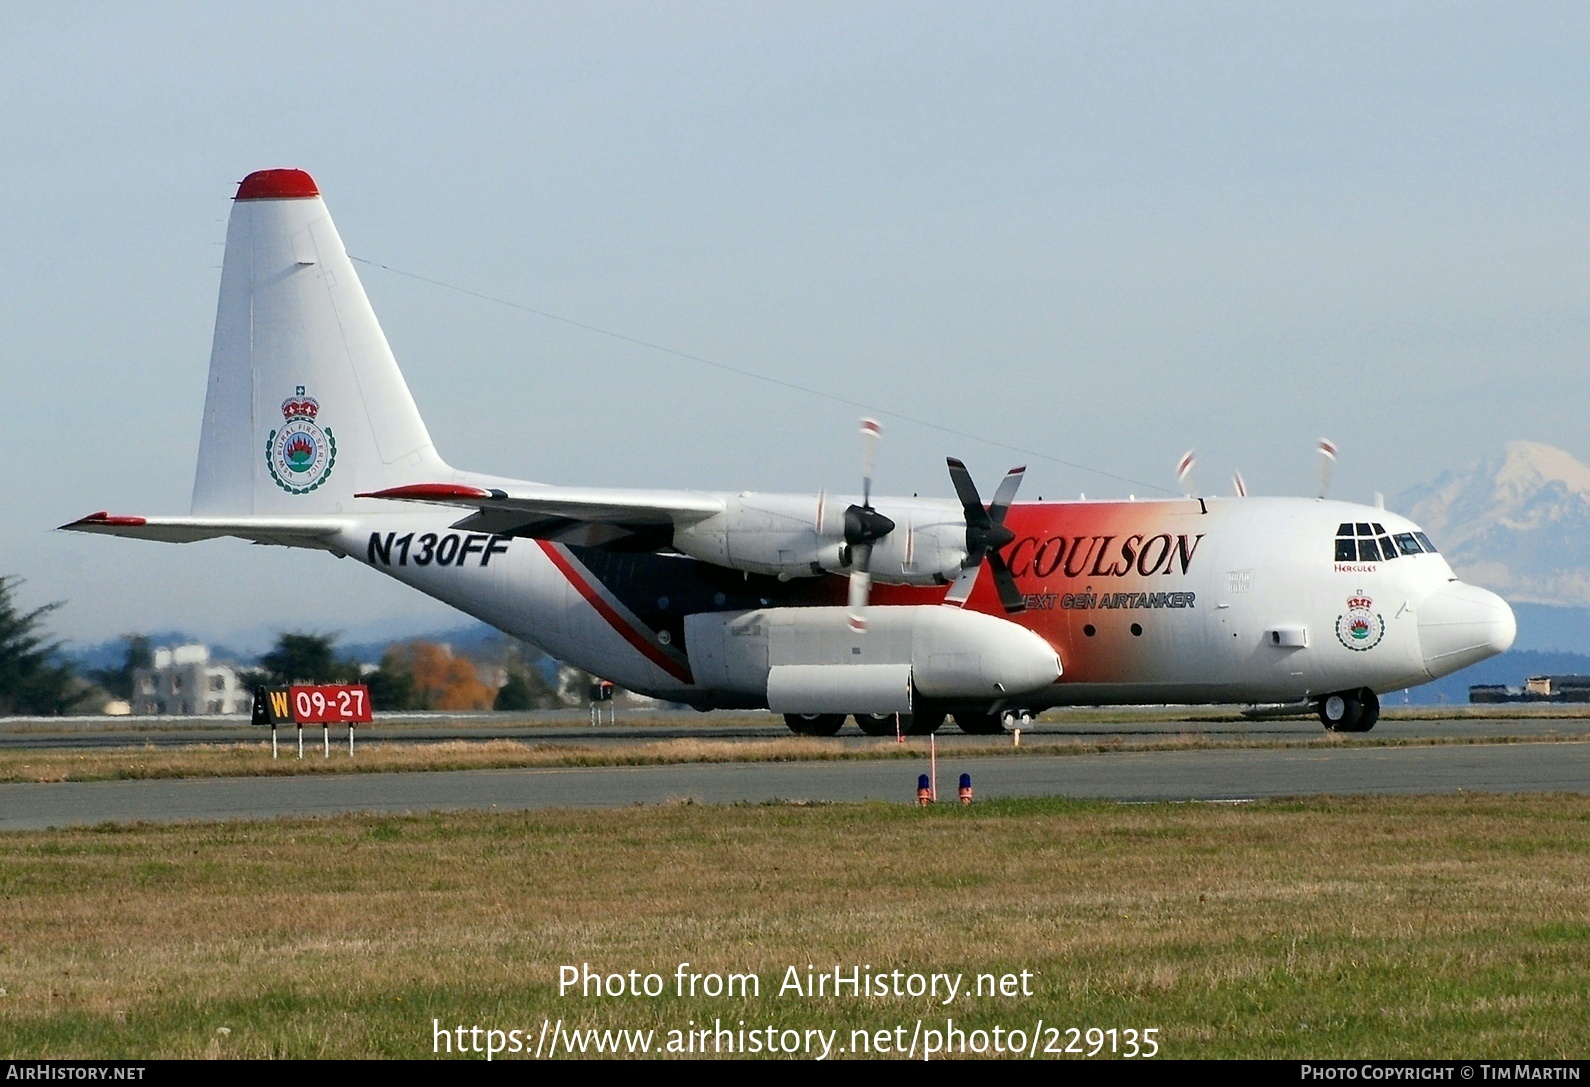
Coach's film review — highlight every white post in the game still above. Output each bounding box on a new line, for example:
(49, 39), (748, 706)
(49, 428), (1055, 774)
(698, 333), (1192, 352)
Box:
(297, 725), (303, 759)
(323, 724), (329, 758)
(272, 725), (277, 759)
(348, 724), (354, 757)
(929, 734), (938, 802)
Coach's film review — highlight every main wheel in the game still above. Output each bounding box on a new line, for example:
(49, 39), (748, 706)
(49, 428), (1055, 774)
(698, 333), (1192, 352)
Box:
(854, 713), (900, 737)
(784, 713), (845, 736)
(1351, 688), (1380, 732)
(1318, 692), (1363, 732)
(953, 711), (1007, 735)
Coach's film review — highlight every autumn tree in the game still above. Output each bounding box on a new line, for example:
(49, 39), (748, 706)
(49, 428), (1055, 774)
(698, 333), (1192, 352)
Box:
(380, 642), (495, 711)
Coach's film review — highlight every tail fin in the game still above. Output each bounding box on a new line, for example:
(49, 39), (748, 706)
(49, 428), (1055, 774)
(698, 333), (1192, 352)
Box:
(190, 168), (450, 515)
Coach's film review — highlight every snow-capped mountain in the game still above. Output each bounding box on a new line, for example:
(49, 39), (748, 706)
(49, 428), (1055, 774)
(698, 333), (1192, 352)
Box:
(1395, 441), (1590, 606)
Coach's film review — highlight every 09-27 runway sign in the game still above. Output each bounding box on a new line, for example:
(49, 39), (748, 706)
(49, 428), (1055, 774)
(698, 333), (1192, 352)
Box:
(252, 684), (373, 725)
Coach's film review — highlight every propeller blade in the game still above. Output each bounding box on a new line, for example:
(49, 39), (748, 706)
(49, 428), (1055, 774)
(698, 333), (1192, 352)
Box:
(988, 466), (1026, 523)
(1176, 448), (1196, 493)
(986, 552), (1028, 614)
(847, 543), (873, 631)
(945, 458), (991, 528)
(1232, 471), (1247, 498)
(859, 418), (881, 507)
(1317, 437), (1338, 499)
(943, 564), (978, 607)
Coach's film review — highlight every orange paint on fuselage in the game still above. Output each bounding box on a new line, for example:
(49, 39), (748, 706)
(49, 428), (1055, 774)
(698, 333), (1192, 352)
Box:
(869, 499), (1213, 685)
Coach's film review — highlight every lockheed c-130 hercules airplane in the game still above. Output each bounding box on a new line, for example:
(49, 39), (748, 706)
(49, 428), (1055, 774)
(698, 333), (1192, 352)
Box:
(65, 169), (1517, 735)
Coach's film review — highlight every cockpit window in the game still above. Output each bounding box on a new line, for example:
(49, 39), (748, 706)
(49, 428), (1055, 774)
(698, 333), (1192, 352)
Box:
(1334, 522), (1418, 562)
(1415, 531), (1438, 553)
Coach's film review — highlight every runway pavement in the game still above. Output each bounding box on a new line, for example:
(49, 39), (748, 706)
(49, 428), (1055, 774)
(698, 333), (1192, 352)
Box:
(1, 738), (1584, 830)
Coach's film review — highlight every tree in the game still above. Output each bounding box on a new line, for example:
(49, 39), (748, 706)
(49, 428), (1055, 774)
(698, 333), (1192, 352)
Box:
(364, 653), (416, 712)
(380, 642), (495, 711)
(242, 632), (361, 688)
(89, 634), (153, 700)
(0, 577), (83, 716)
(494, 671), (548, 711)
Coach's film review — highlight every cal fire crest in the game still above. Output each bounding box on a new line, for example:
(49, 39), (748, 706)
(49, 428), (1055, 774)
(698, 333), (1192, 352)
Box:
(1335, 591), (1385, 651)
(266, 387), (336, 494)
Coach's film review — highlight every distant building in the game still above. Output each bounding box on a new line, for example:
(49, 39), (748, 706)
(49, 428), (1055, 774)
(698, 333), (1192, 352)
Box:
(132, 645), (250, 716)
(1526, 675), (1590, 700)
(1469, 674), (1590, 703)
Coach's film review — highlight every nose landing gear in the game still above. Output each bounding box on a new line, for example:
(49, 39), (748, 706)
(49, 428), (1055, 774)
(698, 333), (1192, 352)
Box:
(1318, 688), (1380, 732)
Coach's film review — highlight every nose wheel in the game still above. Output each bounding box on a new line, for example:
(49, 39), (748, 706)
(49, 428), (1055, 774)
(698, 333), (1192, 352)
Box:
(1318, 688), (1379, 732)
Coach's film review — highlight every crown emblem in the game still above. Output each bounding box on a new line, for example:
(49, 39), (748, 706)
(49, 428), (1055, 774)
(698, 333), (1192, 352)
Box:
(281, 395), (319, 421)
(1347, 593), (1373, 612)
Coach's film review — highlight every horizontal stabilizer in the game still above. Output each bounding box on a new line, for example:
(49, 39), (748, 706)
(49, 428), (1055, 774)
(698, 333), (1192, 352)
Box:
(357, 483), (725, 527)
(60, 512), (347, 550)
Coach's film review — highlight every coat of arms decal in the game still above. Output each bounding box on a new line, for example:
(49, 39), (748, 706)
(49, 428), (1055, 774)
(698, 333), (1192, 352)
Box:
(266, 386), (336, 494)
(1335, 590), (1385, 651)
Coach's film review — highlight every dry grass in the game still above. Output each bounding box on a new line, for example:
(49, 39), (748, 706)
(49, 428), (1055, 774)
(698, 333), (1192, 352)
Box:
(0, 794), (1584, 1058)
(3, 730), (1585, 785)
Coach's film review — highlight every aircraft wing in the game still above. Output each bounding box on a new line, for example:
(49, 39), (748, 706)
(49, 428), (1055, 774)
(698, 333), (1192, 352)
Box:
(355, 483), (726, 532)
(60, 512), (348, 550)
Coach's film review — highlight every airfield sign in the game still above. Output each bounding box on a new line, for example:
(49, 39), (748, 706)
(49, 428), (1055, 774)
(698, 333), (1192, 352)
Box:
(251, 684), (372, 759)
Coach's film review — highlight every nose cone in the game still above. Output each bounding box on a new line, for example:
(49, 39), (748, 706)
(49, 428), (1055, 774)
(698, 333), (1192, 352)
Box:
(1417, 583), (1516, 679)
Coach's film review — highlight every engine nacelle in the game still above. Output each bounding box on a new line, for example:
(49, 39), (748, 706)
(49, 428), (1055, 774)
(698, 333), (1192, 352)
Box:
(672, 493), (967, 585)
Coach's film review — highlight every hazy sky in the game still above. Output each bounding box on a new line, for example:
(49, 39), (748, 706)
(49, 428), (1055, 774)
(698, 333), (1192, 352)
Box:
(6, 2), (1590, 649)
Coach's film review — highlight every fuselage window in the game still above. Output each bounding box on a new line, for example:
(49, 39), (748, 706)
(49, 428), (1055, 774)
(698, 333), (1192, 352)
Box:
(1395, 533), (1422, 556)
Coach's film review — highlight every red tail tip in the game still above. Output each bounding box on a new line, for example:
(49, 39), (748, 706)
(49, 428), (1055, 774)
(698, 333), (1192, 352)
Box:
(235, 169), (320, 201)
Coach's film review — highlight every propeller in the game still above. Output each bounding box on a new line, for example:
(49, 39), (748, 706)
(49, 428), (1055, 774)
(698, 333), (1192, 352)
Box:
(1316, 437), (1338, 499)
(1176, 448), (1196, 494)
(943, 457), (1027, 614)
(1232, 470), (1248, 497)
(843, 419), (895, 632)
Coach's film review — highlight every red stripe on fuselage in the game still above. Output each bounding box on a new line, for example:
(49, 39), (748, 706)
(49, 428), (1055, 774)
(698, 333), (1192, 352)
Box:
(537, 541), (694, 684)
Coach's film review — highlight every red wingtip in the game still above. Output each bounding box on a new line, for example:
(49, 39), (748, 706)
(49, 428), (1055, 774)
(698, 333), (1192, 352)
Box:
(355, 484), (493, 502)
(235, 169), (320, 201)
(63, 511), (148, 529)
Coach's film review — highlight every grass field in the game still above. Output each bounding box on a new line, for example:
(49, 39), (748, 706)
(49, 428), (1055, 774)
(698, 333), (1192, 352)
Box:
(0, 794), (1584, 1059)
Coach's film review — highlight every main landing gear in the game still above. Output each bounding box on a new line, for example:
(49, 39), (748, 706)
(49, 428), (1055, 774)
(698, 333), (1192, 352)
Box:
(783, 709), (1022, 736)
(784, 710), (949, 736)
(1317, 688), (1380, 733)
